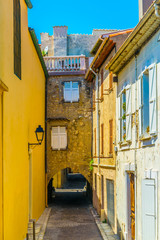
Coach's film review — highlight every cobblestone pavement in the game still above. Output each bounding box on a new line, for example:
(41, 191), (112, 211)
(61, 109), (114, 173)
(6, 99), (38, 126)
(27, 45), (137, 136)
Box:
(44, 191), (103, 240)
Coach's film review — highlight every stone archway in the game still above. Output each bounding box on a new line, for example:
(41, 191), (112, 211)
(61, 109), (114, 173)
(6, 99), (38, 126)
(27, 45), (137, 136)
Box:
(47, 162), (92, 185)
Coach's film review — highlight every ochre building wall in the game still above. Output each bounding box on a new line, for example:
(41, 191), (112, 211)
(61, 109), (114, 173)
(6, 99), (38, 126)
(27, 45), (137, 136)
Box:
(47, 74), (92, 184)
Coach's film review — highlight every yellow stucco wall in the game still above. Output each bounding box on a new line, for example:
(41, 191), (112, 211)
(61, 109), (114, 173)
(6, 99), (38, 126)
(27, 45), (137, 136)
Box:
(0, 91), (3, 240)
(92, 61), (117, 232)
(0, 0), (46, 239)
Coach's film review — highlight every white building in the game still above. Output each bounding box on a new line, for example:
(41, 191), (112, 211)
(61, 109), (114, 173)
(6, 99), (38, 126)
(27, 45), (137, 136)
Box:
(106, 0), (160, 239)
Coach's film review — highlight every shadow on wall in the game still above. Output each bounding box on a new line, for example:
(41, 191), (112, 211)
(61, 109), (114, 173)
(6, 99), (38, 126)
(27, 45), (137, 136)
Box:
(47, 169), (92, 204)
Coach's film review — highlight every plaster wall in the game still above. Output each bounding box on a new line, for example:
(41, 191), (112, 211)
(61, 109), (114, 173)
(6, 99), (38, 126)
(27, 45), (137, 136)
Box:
(116, 29), (160, 239)
(92, 56), (117, 232)
(0, 0), (46, 239)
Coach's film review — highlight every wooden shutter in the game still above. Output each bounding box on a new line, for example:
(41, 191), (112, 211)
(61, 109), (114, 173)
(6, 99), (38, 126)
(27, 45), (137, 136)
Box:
(109, 120), (113, 153)
(138, 77), (143, 136)
(72, 82), (79, 102)
(64, 82), (71, 102)
(101, 123), (104, 154)
(14, 0), (21, 79)
(101, 69), (104, 98)
(109, 72), (113, 89)
(59, 127), (67, 149)
(142, 179), (156, 240)
(94, 128), (96, 156)
(118, 96), (122, 142)
(149, 64), (157, 134)
(51, 127), (67, 150)
(126, 86), (131, 141)
(51, 127), (59, 149)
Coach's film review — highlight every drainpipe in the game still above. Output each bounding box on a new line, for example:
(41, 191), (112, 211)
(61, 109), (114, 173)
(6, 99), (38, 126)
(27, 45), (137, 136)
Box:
(134, 53), (138, 240)
(154, 3), (160, 18)
(90, 68), (100, 174)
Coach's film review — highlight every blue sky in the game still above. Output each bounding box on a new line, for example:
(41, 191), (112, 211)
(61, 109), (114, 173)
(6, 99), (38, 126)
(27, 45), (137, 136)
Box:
(28, 0), (139, 43)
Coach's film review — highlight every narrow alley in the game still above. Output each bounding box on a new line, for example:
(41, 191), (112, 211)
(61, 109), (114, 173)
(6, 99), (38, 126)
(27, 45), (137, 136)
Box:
(44, 174), (103, 240)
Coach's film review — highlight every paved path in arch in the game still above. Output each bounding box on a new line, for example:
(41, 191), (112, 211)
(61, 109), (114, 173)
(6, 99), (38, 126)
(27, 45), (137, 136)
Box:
(44, 191), (103, 240)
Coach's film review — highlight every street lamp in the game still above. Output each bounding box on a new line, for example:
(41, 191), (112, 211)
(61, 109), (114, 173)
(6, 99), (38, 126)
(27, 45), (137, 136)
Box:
(28, 125), (44, 150)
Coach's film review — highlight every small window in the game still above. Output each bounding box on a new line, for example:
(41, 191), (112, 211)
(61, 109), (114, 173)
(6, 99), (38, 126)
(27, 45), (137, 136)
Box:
(109, 120), (113, 153)
(118, 85), (131, 143)
(138, 64), (157, 137)
(51, 126), (67, 150)
(64, 81), (79, 102)
(14, 0), (21, 79)
(101, 123), (104, 155)
(109, 72), (113, 89)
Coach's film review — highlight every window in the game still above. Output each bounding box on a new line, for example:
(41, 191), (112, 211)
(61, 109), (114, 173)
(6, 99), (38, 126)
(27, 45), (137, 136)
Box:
(118, 85), (131, 142)
(51, 126), (67, 150)
(101, 123), (104, 155)
(109, 119), (113, 153)
(101, 69), (104, 98)
(109, 72), (113, 89)
(63, 81), (79, 102)
(138, 64), (157, 137)
(14, 0), (21, 79)
(94, 128), (96, 156)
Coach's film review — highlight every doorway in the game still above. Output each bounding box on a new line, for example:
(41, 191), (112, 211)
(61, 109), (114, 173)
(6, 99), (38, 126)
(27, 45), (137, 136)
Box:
(127, 172), (135, 240)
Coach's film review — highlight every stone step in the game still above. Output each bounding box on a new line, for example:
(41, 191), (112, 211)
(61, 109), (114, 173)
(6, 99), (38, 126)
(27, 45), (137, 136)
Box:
(28, 225), (41, 234)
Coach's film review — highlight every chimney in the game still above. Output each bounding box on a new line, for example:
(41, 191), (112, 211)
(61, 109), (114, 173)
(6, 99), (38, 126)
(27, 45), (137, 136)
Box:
(53, 26), (68, 56)
(139, 0), (153, 20)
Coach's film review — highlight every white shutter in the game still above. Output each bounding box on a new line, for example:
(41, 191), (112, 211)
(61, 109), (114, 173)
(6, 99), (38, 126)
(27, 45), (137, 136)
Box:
(64, 82), (72, 102)
(149, 64), (157, 134)
(138, 77), (142, 136)
(118, 96), (121, 142)
(64, 89), (72, 102)
(142, 179), (156, 240)
(126, 86), (131, 141)
(72, 88), (79, 102)
(51, 127), (59, 149)
(59, 127), (67, 149)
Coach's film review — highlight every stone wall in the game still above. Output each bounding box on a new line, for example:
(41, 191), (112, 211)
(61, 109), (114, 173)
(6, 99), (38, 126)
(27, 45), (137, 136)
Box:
(47, 74), (92, 184)
(41, 26), (114, 57)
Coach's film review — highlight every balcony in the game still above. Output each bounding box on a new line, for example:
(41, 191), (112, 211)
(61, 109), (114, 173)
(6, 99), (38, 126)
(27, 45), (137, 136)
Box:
(44, 55), (86, 76)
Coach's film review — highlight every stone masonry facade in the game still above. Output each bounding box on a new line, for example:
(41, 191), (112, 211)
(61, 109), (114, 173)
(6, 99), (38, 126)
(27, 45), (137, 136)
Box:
(47, 74), (93, 184)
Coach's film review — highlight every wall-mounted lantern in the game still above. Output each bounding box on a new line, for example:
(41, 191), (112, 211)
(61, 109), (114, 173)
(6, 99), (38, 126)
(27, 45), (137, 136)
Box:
(28, 125), (44, 150)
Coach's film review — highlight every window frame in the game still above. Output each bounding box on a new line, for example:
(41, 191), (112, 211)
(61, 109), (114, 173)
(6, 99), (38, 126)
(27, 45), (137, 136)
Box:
(101, 123), (104, 155)
(51, 126), (67, 150)
(13, 0), (21, 79)
(118, 84), (132, 143)
(138, 63), (157, 139)
(109, 119), (113, 154)
(63, 81), (79, 103)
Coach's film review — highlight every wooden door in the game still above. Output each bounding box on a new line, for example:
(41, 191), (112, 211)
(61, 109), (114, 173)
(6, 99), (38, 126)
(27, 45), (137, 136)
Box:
(107, 179), (115, 229)
(101, 175), (104, 209)
(129, 173), (135, 240)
